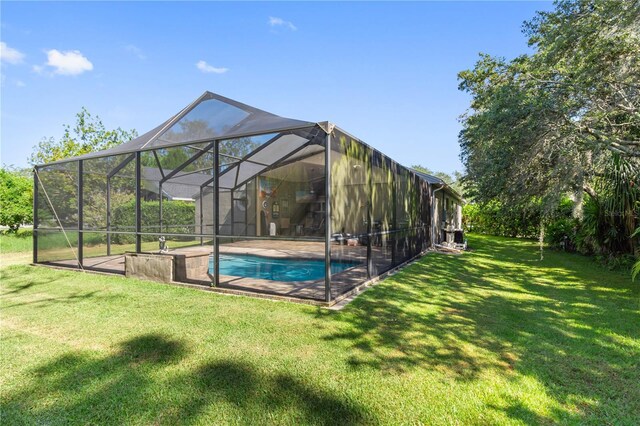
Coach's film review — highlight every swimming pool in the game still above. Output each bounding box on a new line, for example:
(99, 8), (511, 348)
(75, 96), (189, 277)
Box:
(210, 254), (359, 282)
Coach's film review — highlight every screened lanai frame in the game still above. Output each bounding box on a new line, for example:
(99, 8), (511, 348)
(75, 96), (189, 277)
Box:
(33, 92), (433, 303)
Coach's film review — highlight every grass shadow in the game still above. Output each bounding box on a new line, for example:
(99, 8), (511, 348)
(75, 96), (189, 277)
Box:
(2, 332), (374, 425)
(167, 360), (374, 425)
(320, 234), (640, 423)
(2, 333), (187, 424)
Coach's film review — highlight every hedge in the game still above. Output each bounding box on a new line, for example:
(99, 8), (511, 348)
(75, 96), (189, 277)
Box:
(111, 199), (196, 244)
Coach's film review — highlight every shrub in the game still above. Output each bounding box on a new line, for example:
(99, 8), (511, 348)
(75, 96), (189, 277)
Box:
(462, 200), (540, 239)
(111, 199), (196, 244)
(545, 217), (577, 251)
(0, 168), (33, 232)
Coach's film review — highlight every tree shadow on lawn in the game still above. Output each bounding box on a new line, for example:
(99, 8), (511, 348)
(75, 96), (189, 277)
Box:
(0, 267), (62, 296)
(320, 235), (640, 423)
(2, 333), (186, 425)
(2, 333), (372, 425)
(165, 360), (373, 425)
(0, 267), (108, 308)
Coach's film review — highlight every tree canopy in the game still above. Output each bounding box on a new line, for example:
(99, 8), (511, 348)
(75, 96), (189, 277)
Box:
(459, 0), (639, 210)
(458, 0), (640, 257)
(0, 167), (33, 231)
(29, 107), (138, 165)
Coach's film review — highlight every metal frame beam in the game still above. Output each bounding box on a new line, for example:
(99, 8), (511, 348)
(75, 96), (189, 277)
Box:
(160, 141), (215, 184)
(213, 141), (220, 286)
(78, 160), (84, 268)
(366, 147), (373, 279)
(168, 165), (214, 180)
(391, 161), (397, 266)
(38, 123), (317, 168)
(218, 153), (270, 167)
(199, 186), (204, 245)
(152, 151), (165, 179)
(324, 132), (332, 303)
(106, 178), (111, 256)
(157, 141), (215, 235)
(107, 153), (136, 179)
(213, 127), (321, 192)
(33, 167), (38, 264)
(226, 139), (318, 192)
(135, 152), (142, 252)
(200, 175), (215, 189)
(221, 132), (286, 164)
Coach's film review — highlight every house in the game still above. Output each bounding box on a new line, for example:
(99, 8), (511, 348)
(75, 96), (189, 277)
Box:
(411, 170), (463, 245)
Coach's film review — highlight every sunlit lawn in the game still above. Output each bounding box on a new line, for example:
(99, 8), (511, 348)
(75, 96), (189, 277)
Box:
(1, 234), (638, 424)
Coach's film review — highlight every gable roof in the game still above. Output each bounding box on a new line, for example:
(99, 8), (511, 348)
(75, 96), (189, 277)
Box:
(44, 91), (315, 165)
(40, 92), (462, 202)
(411, 169), (462, 201)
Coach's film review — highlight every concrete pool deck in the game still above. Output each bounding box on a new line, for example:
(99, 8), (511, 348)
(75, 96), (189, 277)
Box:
(40, 240), (382, 302)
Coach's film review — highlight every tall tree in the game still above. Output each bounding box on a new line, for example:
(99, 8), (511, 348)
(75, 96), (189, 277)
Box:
(459, 0), (640, 211)
(29, 107), (138, 165)
(458, 0), (640, 256)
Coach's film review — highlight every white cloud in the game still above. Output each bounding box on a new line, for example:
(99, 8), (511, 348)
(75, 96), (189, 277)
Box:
(196, 60), (228, 74)
(0, 42), (25, 64)
(124, 44), (146, 60)
(15, 80), (26, 87)
(268, 16), (297, 31)
(44, 49), (93, 75)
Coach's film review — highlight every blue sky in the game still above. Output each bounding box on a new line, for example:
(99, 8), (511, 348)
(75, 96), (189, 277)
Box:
(1, 1), (552, 172)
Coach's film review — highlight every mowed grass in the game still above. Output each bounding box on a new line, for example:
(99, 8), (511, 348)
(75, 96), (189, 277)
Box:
(0, 230), (34, 266)
(1, 234), (638, 425)
(0, 229), (33, 253)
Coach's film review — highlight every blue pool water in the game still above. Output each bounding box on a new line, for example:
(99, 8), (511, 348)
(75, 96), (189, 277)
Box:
(209, 254), (359, 282)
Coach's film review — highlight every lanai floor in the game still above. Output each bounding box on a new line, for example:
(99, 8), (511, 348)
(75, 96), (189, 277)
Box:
(41, 240), (382, 301)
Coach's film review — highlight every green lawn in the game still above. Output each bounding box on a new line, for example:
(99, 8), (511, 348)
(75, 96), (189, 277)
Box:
(0, 230), (34, 266)
(1, 234), (638, 425)
(0, 229), (33, 253)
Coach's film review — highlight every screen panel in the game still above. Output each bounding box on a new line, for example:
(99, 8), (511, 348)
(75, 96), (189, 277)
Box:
(330, 130), (369, 294)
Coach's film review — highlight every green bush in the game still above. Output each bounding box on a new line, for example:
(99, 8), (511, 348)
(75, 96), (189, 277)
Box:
(462, 200), (541, 239)
(544, 198), (577, 250)
(545, 217), (576, 250)
(571, 196), (638, 256)
(0, 168), (33, 232)
(111, 199), (196, 244)
(573, 198), (601, 255)
(84, 233), (107, 246)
